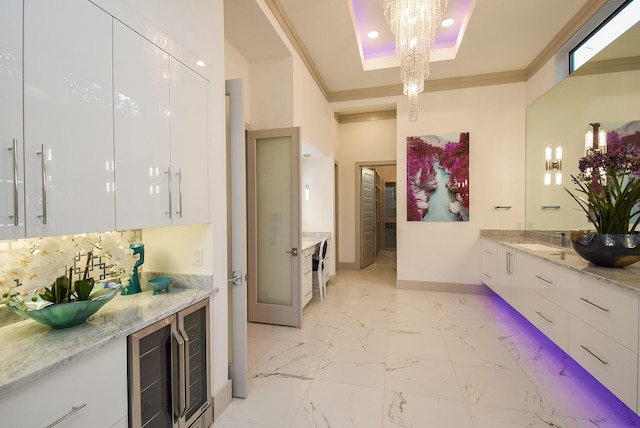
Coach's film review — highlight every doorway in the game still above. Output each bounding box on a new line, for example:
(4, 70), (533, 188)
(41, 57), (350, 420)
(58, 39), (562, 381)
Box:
(356, 162), (397, 270)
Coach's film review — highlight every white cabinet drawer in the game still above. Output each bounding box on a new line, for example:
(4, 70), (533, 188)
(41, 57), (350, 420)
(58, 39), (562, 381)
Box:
(481, 239), (498, 287)
(569, 315), (638, 410)
(574, 276), (639, 352)
(0, 338), (127, 428)
(524, 256), (578, 311)
(518, 293), (569, 351)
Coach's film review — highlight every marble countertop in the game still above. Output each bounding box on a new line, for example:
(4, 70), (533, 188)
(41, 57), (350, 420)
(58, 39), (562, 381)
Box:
(302, 238), (321, 251)
(0, 284), (215, 395)
(481, 230), (640, 293)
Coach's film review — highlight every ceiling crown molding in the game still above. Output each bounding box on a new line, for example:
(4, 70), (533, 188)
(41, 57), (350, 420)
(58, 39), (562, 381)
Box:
(264, 0), (331, 99)
(266, 0), (611, 106)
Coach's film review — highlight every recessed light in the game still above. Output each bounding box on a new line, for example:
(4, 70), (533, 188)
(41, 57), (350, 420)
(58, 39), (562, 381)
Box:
(196, 60), (206, 67)
(441, 18), (454, 27)
(368, 30), (380, 39)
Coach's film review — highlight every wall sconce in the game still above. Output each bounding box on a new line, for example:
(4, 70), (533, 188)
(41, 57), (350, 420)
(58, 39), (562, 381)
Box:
(304, 184), (310, 201)
(544, 145), (562, 186)
(585, 122), (607, 154)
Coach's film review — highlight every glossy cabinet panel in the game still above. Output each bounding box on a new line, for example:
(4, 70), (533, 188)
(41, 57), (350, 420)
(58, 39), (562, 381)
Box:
(113, 20), (171, 230)
(0, 0), (24, 239)
(23, 0), (115, 236)
(169, 58), (209, 226)
(0, 338), (127, 428)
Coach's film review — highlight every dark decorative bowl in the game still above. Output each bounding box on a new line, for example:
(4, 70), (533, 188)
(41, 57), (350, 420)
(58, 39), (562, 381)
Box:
(571, 231), (640, 268)
(7, 284), (121, 329)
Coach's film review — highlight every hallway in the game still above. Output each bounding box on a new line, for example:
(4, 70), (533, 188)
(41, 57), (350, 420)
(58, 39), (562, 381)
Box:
(213, 253), (639, 427)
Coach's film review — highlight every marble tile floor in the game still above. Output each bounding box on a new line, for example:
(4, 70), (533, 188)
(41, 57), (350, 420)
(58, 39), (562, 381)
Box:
(212, 252), (640, 428)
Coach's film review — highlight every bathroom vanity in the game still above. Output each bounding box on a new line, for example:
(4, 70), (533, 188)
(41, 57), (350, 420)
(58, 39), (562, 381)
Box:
(481, 231), (640, 412)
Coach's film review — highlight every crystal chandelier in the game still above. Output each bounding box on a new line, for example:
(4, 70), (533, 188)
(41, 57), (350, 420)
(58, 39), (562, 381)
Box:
(380, 0), (448, 121)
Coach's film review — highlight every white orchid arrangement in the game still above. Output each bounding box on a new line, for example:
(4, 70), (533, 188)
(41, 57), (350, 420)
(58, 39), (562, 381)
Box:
(0, 232), (136, 306)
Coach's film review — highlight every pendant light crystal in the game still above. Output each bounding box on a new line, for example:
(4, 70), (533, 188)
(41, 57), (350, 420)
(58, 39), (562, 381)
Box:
(380, 0), (448, 121)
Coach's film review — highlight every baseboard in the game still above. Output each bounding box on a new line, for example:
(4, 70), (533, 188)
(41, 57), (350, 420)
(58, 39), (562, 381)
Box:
(338, 262), (359, 270)
(396, 280), (492, 295)
(212, 379), (233, 420)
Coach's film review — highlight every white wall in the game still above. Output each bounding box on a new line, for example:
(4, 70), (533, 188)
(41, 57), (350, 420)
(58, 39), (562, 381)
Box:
(333, 82), (525, 284)
(249, 56), (294, 129)
(225, 40), (251, 125)
(335, 117), (397, 266)
(396, 83), (526, 285)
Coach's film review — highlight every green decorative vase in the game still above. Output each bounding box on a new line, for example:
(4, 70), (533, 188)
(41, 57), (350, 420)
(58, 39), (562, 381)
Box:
(7, 285), (121, 329)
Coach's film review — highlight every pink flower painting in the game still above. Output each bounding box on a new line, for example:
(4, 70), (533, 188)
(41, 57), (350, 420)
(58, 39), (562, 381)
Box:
(407, 132), (470, 222)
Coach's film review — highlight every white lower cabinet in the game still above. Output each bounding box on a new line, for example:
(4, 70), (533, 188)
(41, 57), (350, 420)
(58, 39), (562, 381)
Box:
(480, 239), (498, 288)
(302, 246), (314, 306)
(482, 239), (640, 413)
(0, 338), (127, 428)
(569, 315), (638, 410)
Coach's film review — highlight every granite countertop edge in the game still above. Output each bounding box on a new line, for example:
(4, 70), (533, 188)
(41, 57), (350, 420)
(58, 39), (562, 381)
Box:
(0, 285), (215, 395)
(480, 230), (640, 293)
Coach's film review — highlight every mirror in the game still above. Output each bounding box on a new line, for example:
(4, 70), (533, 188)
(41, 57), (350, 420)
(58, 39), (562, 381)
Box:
(525, 21), (640, 230)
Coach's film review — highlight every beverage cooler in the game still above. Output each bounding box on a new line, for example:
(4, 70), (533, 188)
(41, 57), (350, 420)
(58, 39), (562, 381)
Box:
(128, 299), (212, 428)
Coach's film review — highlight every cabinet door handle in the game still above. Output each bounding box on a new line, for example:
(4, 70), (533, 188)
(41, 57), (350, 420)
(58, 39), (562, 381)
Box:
(165, 167), (173, 219)
(579, 297), (610, 312)
(483, 250), (493, 255)
(535, 311), (553, 324)
(46, 403), (87, 427)
(175, 169), (183, 218)
(171, 329), (186, 421)
(535, 275), (553, 285)
(580, 345), (609, 366)
(8, 139), (19, 225)
(483, 273), (492, 279)
(36, 144), (48, 225)
(179, 327), (191, 414)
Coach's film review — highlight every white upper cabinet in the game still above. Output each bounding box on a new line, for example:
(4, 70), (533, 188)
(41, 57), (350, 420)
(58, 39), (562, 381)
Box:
(169, 58), (209, 225)
(113, 20), (172, 230)
(23, 0), (115, 237)
(0, 0), (24, 240)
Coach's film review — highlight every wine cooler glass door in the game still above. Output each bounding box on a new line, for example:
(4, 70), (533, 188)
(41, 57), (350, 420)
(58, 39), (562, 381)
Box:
(129, 315), (176, 428)
(178, 298), (211, 426)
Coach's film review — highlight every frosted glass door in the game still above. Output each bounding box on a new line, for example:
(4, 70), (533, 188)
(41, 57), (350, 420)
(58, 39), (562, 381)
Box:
(247, 128), (301, 328)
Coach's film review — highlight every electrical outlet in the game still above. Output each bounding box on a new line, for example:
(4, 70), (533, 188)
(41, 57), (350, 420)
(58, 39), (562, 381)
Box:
(193, 248), (203, 266)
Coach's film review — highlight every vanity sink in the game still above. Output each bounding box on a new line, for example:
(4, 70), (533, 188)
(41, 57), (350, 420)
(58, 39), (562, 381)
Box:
(513, 243), (561, 252)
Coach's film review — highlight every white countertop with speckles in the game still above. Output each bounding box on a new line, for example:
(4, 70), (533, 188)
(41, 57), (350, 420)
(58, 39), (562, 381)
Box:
(0, 277), (215, 395)
(481, 230), (640, 293)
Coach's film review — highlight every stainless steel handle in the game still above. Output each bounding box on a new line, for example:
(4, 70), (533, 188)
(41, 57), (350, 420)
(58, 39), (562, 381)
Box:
(179, 327), (191, 415)
(541, 205), (561, 209)
(9, 139), (19, 225)
(175, 169), (183, 218)
(580, 345), (609, 365)
(483, 250), (493, 255)
(46, 403), (87, 427)
(285, 248), (299, 256)
(535, 275), (552, 285)
(165, 167), (173, 218)
(580, 297), (610, 312)
(36, 144), (47, 225)
(171, 329), (186, 421)
(493, 206), (511, 209)
(228, 271), (242, 286)
(535, 311), (553, 324)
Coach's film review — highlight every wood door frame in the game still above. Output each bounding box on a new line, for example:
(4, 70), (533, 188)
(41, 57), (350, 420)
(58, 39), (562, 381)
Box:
(354, 160), (396, 270)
